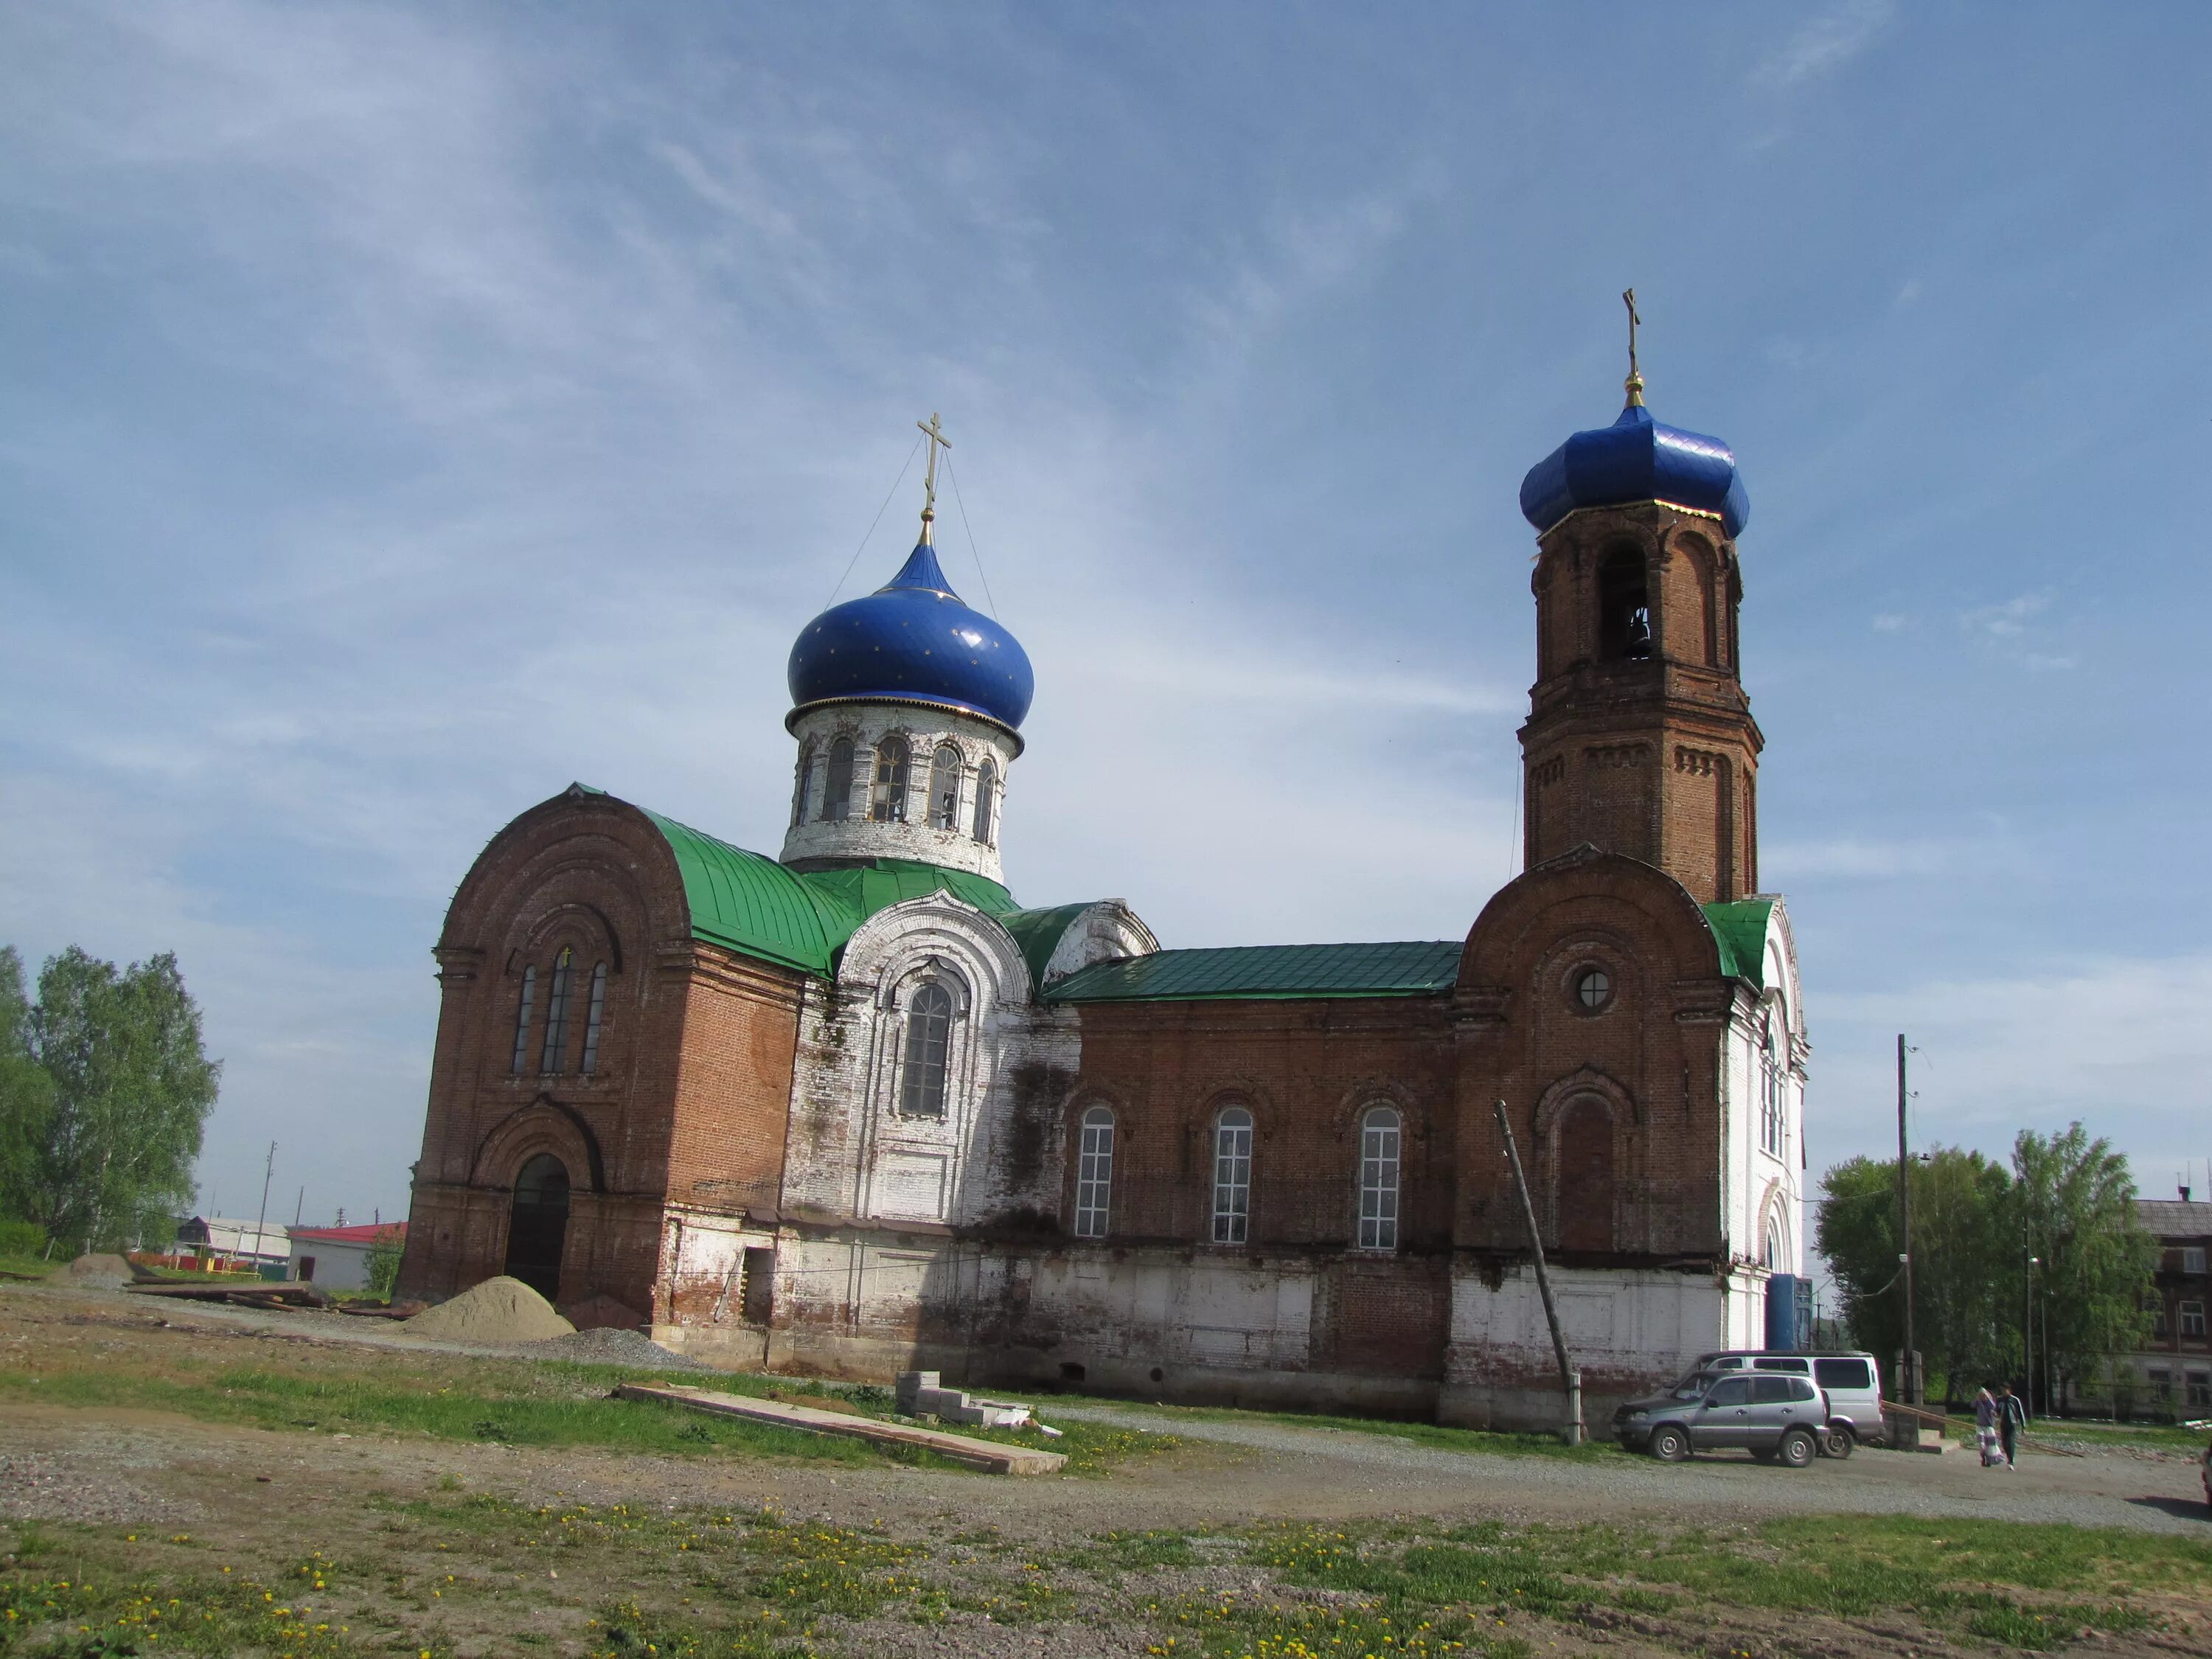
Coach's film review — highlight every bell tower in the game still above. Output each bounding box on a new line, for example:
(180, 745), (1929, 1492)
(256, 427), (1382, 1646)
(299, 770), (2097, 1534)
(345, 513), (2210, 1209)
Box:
(1514, 298), (1761, 904)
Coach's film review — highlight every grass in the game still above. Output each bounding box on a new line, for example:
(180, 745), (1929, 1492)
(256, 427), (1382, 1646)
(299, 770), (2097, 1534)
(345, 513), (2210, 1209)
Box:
(0, 1253), (58, 1281)
(1049, 1393), (1629, 1461)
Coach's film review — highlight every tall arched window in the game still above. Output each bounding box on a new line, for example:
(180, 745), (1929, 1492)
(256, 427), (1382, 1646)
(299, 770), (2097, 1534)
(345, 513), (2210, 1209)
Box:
(1211, 1105), (1253, 1244)
(579, 961), (608, 1075)
(1357, 1105), (1402, 1251)
(928, 743), (962, 830)
(900, 982), (953, 1117)
(540, 946), (574, 1073)
(1761, 1200), (1788, 1271)
(509, 966), (536, 1074)
(822, 737), (855, 821)
(973, 759), (998, 844)
(790, 742), (815, 827)
(870, 735), (911, 822)
(1759, 1014), (1784, 1155)
(1074, 1105), (1114, 1239)
(1598, 546), (1652, 661)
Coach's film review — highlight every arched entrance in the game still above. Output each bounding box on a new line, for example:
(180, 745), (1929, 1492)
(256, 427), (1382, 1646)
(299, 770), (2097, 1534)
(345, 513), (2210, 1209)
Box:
(1554, 1099), (1615, 1253)
(504, 1152), (571, 1301)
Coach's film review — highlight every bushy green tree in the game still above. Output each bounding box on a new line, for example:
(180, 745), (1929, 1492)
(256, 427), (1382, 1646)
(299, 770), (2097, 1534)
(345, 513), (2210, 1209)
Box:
(2005, 1123), (2154, 1410)
(366, 1225), (405, 1298)
(1, 945), (220, 1253)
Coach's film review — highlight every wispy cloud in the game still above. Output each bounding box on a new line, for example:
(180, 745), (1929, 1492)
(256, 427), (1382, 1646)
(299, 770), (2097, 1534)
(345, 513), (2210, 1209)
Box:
(1753, 0), (1897, 91)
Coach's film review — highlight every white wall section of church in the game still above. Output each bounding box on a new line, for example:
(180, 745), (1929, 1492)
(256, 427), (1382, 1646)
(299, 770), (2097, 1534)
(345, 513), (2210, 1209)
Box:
(781, 897), (1077, 1237)
(1718, 904), (1806, 1280)
(1040, 900), (1161, 985)
(779, 704), (1016, 882)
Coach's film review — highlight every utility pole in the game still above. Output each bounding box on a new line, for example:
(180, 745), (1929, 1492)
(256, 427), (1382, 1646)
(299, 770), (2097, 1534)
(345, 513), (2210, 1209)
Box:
(1493, 1099), (1579, 1444)
(1896, 1034), (1918, 1403)
(251, 1141), (276, 1279)
(2025, 1253), (2039, 1418)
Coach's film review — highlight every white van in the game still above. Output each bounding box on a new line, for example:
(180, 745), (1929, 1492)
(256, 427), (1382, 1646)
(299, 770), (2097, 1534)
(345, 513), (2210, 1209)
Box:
(1685, 1350), (1885, 1453)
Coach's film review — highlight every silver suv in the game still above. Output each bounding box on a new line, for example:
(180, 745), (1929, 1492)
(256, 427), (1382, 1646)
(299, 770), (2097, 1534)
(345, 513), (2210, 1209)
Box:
(1613, 1369), (1828, 1466)
(1687, 1350), (1885, 1453)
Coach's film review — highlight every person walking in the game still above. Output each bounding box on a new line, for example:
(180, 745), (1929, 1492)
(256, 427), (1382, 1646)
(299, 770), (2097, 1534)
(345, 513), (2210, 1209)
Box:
(1974, 1387), (2000, 1467)
(1997, 1382), (2027, 1468)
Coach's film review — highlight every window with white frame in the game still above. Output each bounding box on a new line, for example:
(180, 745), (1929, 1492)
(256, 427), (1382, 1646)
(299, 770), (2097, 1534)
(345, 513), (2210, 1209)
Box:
(1211, 1106), (1253, 1244)
(1761, 1200), (1787, 1271)
(540, 946), (574, 1074)
(2182, 1300), (2208, 1339)
(2184, 1246), (2207, 1276)
(928, 744), (962, 830)
(1074, 1106), (1114, 1239)
(900, 983), (953, 1117)
(2188, 1369), (2211, 1408)
(1759, 1013), (1784, 1156)
(509, 965), (536, 1074)
(579, 961), (608, 1075)
(870, 735), (911, 822)
(973, 759), (998, 844)
(1357, 1105), (1401, 1251)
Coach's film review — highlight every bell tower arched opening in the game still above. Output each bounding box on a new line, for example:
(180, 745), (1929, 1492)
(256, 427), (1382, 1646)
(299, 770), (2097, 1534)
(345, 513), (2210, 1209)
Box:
(504, 1152), (571, 1301)
(1597, 546), (1652, 661)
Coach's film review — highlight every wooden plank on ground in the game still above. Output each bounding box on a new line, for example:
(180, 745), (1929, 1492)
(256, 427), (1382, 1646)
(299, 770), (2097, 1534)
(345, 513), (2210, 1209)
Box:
(615, 1383), (1066, 1475)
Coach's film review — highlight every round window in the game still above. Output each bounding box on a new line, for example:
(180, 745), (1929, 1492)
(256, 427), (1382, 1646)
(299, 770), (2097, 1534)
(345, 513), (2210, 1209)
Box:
(1573, 967), (1613, 1010)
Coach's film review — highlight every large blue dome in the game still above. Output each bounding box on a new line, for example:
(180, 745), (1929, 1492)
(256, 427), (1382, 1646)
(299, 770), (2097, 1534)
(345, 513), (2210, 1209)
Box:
(1520, 401), (1749, 540)
(787, 540), (1034, 732)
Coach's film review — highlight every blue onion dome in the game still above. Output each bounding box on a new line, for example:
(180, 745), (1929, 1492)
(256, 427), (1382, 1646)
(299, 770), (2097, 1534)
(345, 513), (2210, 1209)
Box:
(787, 540), (1034, 732)
(1520, 400), (1749, 540)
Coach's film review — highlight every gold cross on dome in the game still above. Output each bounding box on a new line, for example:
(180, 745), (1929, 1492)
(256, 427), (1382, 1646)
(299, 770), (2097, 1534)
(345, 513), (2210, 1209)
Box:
(917, 411), (952, 541)
(1622, 288), (1645, 407)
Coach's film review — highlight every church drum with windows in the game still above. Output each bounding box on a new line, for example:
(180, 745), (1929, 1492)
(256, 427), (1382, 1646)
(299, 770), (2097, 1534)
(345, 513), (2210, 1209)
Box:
(396, 375), (1807, 1429)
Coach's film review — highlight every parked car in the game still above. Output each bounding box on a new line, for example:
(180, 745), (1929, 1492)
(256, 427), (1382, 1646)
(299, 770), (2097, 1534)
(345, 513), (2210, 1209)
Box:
(1614, 1368), (1828, 1466)
(1681, 1349), (1885, 1454)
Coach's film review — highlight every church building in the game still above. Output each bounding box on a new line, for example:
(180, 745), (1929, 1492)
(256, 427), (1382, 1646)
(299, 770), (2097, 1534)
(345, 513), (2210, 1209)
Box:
(396, 361), (1808, 1430)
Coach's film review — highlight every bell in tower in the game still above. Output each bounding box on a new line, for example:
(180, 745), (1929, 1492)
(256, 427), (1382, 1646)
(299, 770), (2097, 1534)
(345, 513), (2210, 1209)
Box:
(1513, 293), (1761, 904)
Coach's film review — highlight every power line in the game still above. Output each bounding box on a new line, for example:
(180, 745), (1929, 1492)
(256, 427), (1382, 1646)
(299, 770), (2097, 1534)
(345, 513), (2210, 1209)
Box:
(941, 451), (998, 618)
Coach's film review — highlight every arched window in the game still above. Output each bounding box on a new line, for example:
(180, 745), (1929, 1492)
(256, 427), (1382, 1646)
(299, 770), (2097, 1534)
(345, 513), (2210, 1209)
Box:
(1074, 1105), (1114, 1239)
(973, 759), (998, 844)
(1761, 1200), (1788, 1271)
(1598, 546), (1652, 661)
(579, 961), (608, 1075)
(509, 965), (536, 1074)
(822, 738), (855, 821)
(1555, 1097), (1614, 1253)
(540, 947), (574, 1073)
(1211, 1105), (1253, 1244)
(790, 742), (815, 827)
(1759, 1014), (1784, 1155)
(900, 982), (953, 1117)
(928, 744), (962, 830)
(870, 735), (911, 822)
(1357, 1105), (1402, 1251)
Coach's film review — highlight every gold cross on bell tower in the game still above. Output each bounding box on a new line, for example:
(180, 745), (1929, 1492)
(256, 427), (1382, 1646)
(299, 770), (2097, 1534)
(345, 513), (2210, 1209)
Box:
(1622, 288), (1645, 408)
(917, 411), (952, 544)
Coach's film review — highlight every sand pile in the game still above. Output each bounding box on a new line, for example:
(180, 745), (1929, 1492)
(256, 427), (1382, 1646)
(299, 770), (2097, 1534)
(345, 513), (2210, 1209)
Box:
(60, 1253), (133, 1288)
(526, 1327), (709, 1370)
(402, 1276), (574, 1343)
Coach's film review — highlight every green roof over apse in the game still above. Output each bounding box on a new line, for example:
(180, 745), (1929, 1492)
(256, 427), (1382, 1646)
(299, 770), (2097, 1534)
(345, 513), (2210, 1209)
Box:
(1051, 940), (1461, 1003)
(633, 803), (1014, 979)
(997, 903), (1093, 993)
(1703, 899), (1775, 988)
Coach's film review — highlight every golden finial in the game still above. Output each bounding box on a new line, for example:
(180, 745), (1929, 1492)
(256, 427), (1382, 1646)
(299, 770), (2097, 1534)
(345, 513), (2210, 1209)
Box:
(1622, 288), (1645, 408)
(916, 411), (952, 545)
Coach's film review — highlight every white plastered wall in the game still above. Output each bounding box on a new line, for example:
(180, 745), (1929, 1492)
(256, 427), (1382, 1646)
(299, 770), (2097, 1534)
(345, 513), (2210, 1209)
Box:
(1717, 898), (1806, 1343)
(779, 705), (1018, 883)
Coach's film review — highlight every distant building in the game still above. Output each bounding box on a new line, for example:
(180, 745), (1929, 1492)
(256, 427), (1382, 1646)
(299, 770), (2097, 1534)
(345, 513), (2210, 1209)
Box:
(288, 1222), (405, 1292)
(173, 1216), (290, 1270)
(2121, 1193), (2211, 1418)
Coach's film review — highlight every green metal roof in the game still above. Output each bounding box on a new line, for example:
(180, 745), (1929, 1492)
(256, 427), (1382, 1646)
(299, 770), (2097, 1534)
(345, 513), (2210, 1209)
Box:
(1703, 899), (1775, 988)
(998, 903), (1093, 993)
(1050, 940), (1461, 1004)
(633, 801), (1014, 979)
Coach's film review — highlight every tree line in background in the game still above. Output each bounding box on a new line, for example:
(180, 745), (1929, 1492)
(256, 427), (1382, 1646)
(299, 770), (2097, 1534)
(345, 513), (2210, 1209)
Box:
(0, 944), (220, 1259)
(1817, 1123), (2157, 1411)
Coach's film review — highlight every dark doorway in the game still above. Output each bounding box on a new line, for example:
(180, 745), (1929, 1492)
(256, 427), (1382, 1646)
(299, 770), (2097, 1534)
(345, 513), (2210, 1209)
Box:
(504, 1152), (571, 1301)
(1555, 1100), (1615, 1253)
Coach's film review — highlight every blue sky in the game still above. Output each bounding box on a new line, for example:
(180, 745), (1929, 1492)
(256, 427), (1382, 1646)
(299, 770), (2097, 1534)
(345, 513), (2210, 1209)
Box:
(4, 2), (2209, 1234)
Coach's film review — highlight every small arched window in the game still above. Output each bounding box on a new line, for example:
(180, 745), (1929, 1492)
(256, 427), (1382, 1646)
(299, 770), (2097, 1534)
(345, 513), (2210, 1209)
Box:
(1761, 1200), (1787, 1271)
(928, 744), (963, 831)
(1759, 1014), (1784, 1155)
(509, 965), (536, 1074)
(1211, 1105), (1253, 1244)
(871, 735), (911, 822)
(579, 961), (608, 1075)
(540, 946), (574, 1073)
(1074, 1105), (1114, 1239)
(900, 983), (953, 1117)
(823, 738), (855, 821)
(1598, 546), (1652, 661)
(1357, 1105), (1402, 1251)
(790, 742), (815, 827)
(973, 759), (998, 844)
